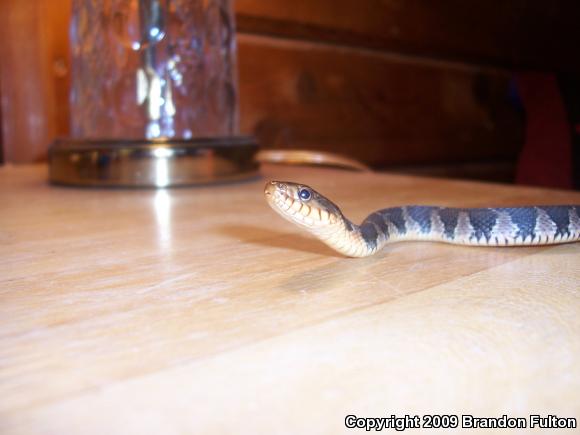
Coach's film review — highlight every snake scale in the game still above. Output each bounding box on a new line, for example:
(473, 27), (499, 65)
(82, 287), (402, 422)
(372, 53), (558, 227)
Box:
(264, 181), (580, 258)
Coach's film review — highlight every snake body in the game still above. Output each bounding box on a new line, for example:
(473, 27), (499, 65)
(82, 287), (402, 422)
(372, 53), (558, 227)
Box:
(264, 181), (580, 257)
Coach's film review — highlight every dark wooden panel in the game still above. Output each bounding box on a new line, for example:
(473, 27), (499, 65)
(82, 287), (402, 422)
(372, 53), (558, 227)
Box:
(238, 35), (523, 167)
(388, 160), (517, 184)
(236, 0), (580, 71)
(0, 83), (3, 164)
(0, 0), (57, 163)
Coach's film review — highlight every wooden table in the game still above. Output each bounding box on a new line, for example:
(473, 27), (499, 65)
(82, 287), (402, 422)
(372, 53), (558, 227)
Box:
(1, 164), (579, 434)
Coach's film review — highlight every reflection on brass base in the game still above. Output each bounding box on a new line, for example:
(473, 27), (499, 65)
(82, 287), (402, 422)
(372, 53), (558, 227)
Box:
(49, 137), (260, 187)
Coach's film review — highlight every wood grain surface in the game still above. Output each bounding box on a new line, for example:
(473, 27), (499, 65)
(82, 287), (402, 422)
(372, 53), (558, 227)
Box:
(1, 165), (579, 434)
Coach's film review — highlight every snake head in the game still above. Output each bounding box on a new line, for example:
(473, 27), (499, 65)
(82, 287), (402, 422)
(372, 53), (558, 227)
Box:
(264, 181), (342, 228)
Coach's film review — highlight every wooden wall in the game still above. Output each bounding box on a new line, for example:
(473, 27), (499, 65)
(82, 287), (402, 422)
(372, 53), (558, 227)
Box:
(1, 0), (579, 179)
(236, 0), (580, 70)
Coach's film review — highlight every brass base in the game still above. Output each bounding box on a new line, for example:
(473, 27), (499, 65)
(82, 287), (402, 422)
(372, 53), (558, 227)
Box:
(49, 137), (260, 187)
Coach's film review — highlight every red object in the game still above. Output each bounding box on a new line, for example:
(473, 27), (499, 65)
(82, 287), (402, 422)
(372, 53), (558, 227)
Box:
(515, 73), (573, 189)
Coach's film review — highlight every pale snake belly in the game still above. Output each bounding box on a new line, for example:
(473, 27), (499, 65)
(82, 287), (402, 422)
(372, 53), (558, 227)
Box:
(264, 181), (580, 258)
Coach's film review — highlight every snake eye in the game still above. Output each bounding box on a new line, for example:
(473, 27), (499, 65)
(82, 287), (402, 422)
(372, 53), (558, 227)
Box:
(298, 188), (311, 201)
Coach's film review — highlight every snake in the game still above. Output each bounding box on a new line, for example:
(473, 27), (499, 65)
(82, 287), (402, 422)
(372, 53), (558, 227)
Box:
(264, 181), (580, 257)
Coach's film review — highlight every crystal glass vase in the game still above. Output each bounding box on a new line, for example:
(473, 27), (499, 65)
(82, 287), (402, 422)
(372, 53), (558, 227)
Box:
(69, 0), (238, 140)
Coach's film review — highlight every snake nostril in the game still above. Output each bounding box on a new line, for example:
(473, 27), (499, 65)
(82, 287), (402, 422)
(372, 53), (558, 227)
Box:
(264, 182), (276, 195)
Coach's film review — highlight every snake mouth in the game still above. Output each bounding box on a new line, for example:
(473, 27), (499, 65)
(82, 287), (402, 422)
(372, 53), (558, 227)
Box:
(264, 181), (308, 224)
(264, 180), (338, 229)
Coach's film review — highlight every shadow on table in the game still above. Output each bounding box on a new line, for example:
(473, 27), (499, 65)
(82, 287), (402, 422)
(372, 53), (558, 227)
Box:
(217, 224), (342, 258)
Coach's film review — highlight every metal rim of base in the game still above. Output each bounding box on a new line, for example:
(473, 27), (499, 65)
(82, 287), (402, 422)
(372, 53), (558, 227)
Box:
(49, 137), (260, 187)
